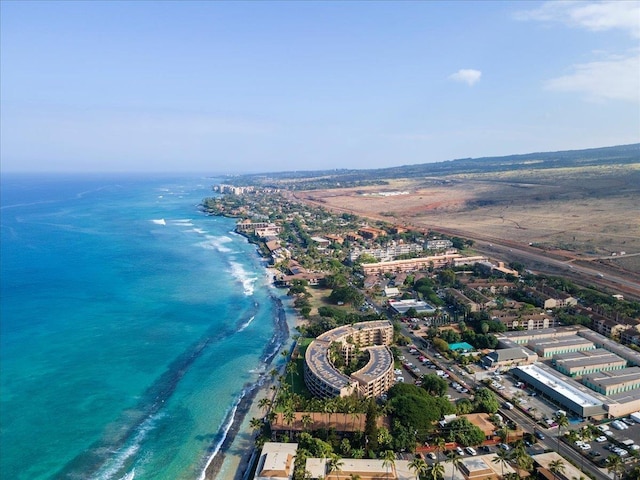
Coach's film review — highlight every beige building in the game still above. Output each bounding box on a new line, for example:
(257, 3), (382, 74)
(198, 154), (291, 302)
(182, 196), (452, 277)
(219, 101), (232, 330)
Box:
(304, 321), (394, 399)
(254, 442), (298, 480)
(533, 452), (583, 480)
(361, 254), (462, 275)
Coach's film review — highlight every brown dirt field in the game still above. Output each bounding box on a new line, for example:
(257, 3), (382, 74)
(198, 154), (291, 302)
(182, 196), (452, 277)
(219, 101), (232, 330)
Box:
(296, 164), (640, 271)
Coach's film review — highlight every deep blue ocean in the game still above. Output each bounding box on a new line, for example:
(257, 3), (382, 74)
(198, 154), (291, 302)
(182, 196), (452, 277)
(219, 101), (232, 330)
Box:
(0, 173), (287, 480)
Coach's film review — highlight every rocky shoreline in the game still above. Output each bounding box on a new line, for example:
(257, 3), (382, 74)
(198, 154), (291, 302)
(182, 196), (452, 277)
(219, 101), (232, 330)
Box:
(203, 293), (291, 480)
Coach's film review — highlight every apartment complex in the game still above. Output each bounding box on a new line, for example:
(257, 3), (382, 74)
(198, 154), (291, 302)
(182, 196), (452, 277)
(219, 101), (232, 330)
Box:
(361, 253), (462, 275)
(304, 321), (394, 399)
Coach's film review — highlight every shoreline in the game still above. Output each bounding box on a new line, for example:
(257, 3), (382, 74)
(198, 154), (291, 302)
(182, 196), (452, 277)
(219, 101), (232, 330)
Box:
(203, 271), (296, 480)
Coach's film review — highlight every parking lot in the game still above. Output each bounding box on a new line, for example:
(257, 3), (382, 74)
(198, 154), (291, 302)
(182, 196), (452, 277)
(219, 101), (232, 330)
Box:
(395, 344), (472, 401)
(565, 417), (640, 468)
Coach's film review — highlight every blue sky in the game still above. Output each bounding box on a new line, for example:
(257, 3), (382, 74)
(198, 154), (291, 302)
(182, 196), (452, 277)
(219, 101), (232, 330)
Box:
(1, 0), (639, 173)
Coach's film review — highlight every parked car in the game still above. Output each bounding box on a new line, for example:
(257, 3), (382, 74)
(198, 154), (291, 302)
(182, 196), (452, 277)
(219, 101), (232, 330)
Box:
(427, 452), (437, 460)
(465, 447), (477, 456)
(456, 447), (465, 456)
(499, 443), (511, 451)
(595, 436), (607, 442)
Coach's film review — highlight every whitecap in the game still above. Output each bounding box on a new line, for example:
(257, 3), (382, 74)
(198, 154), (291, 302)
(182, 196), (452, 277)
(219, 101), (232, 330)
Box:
(229, 261), (257, 296)
(90, 413), (163, 480)
(197, 235), (234, 253)
(151, 219), (166, 226)
(237, 315), (255, 332)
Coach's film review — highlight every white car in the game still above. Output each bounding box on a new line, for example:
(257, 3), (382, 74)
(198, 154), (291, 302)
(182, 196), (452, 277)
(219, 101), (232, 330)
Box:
(465, 447), (477, 456)
(456, 447), (465, 456)
(595, 436), (607, 442)
(580, 444), (591, 451)
(499, 443), (510, 451)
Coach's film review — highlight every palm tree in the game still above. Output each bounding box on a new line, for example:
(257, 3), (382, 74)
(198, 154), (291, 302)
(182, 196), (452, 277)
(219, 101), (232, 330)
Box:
(351, 448), (365, 459)
(284, 408), (296, 438)
(408, 457), (428, 480)
(434, 437), (446, 464)
(258, 397), (272, 414)
(425, 462), (444, 480)
(606, 454), (624, 480)
(492, 448), (512, 478)
(249, 417), (263, 434)
(324, 400), (337, 429)
(511, 441), (532, 473)
(286, 360), (297, 388)
(382, 450), (396, 479)
(301, 413), (313, 432)
(327, 454), (344, 480)
(554, 413), (569, 453)
(548, 459), (566, 480)
(446, 451), (463, 480)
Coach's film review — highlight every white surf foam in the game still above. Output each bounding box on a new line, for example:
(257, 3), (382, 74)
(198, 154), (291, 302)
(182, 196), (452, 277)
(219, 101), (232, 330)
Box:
(229, 261), (257, 296)
(151, 219), (166, 226)
(118, 469), (135, 480)
(90, 413), (163, 480)
(237, 315), (255, 332)
(197, 388), (248, 480)
(197, 235), (234, 253)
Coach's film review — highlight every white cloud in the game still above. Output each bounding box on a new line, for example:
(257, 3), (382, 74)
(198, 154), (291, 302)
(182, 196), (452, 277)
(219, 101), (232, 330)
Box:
(449, 69), (482, 86)
(545, 52), (640, 103)
(516, 1), (640, 38)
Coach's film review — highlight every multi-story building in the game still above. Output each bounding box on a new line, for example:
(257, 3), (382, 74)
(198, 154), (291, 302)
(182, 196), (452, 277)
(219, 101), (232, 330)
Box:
(426, 239), (453, 250)
(360, 253), (462, 275)
(349, 243), (423, 263)
(304, 321), (394, 399)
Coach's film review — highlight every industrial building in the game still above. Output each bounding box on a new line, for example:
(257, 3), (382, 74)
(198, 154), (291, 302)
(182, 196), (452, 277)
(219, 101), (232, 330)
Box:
(552, 348), (627, 377)
(496, 326), (583, 348)
(481, 347), (538, 369)
(512, 364), (607, 419)
(528, 335), (594, 358)
(582, 367), (640, 395)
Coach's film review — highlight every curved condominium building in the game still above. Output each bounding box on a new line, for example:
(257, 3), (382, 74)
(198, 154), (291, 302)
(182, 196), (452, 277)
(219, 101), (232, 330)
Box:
(304, 320), (394, 399)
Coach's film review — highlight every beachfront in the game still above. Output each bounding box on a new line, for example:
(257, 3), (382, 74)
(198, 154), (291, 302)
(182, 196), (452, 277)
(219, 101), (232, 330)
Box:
(204, 269), (298, 480)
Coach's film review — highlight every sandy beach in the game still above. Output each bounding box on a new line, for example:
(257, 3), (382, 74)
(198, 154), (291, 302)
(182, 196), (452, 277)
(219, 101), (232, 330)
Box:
(203, 271), (299, 480)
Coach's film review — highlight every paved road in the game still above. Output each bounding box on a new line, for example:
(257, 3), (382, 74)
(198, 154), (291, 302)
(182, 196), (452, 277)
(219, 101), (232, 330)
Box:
(499, 407), (611, 480)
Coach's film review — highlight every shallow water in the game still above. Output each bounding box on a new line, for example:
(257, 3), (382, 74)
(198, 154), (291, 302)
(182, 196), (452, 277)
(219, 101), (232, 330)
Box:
(0, 173), (283, 480)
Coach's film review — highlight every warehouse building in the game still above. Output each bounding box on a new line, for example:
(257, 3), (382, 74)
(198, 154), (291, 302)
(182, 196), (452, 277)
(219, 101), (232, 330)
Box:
(552, 348), (627, 378)
(496, 326), (583, 348)
(582, 367), (640, 396)
(512, 364), (607, 419)
(528, 335), (594, 358)
(576, 329), (640, 367)
(481, 347), (538, 369)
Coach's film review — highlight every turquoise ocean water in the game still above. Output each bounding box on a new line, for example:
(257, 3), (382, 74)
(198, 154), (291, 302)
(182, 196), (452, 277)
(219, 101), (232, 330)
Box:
(0, 173), (287, 480)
